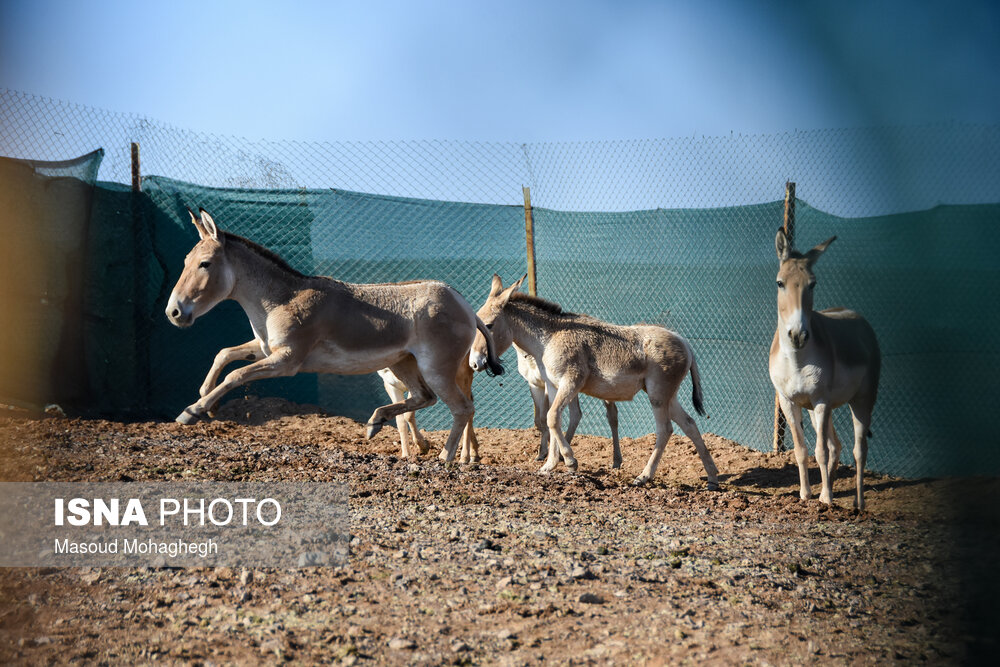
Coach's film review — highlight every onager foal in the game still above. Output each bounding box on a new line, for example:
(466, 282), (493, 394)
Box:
(516, 346), (621, 468)
(769, 230), (880, 510)
(164, 209), (503, 462)
(470, 275), (718, 489)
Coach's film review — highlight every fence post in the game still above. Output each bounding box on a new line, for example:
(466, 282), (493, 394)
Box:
(131, 142), (141, 192)
(523, 186), (538, 296)
(773, 181), (796, 452)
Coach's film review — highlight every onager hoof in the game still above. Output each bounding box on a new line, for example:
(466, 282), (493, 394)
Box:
(538, 462), (556, 475)
(564, 458), (578, 472)
(438, 447), (449, 461)
(417, 440), (431, 455)
(176, 407), (203, 425)
(632, 475), (650, 487)
(365, 420), (386, 440)
(706, 480), (720, 492)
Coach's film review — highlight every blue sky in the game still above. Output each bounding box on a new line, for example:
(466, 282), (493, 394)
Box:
(2, 0), (998, 143)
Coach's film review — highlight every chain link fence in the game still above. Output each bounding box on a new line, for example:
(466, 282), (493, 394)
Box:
(2, 88), (998, 477)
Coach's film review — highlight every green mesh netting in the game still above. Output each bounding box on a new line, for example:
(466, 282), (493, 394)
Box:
(2, 161), (997, 478)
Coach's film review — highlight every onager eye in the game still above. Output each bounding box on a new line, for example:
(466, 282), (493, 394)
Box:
(776, 280), (785, 289)
(199, 261), (211, 269)
(808, 281), (817, 290)
(484, 322), (494, 331)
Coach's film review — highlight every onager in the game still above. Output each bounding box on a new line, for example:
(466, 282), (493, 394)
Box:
(377, 366), (484, 464)
(516, 345), (621, 468)
(164, 209), (503, 462)
(377, 368), (430, 459)
(379, 348), (616, 466)
(769, 229), (880, 510)
(469, 275), (718, 489)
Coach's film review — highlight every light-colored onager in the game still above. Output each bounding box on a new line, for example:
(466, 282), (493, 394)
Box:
(376, 367), (483, 463)
(379, 348), (617, 466)
(164, 209), (503, 462)
(470, 275), (718, 489)
(377, 368), (430, 459)
(516, 345), (621, 467)
(769, 230), (880, 510)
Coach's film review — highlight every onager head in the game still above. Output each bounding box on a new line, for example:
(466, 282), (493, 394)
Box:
(469, 273), (525, 371)
(165, 209), (235, 328)
(774, 229), (836, 350)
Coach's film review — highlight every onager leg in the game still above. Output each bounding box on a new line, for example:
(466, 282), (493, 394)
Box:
(438, 365), (479, 464)
(420, 362), (474, 464)
(778, 394), (811, 500)
(528, 382), (550, 461)
(541, 378), (581, 474)
(366, 357), (436, 440)
(605, 401), (621, 469)
(199, 339), (262, 398)
(633, 398), (673, 487)
(809, 409), (842, 478)
(668, 397), (719, 490)
(178, 347), (302, 424)
(457, 364), (479, 464)
(812, 402), (834, 505)
(564, 397), (583, 443)
(849, 399), (873, 511)
(382, 377), (425, 460)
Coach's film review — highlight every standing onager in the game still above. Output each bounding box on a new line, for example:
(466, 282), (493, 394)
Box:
(470, 275), (718, 489)
(769, 230), (880, 510)
(164, 209), (504, 462)
(516, 345), (621, 468)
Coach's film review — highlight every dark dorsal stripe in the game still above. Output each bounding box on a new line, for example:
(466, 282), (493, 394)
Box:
(223, 232), (307, 279)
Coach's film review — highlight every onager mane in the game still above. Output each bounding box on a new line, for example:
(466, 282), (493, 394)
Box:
(223, 232), (307, 279)
(509, 292), (575, 318)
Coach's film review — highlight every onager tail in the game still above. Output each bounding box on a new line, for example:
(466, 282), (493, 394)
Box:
(475, 316), (505, 376)
(687, 343), (707, 418)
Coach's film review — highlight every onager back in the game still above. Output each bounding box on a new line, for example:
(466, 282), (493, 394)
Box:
(470, 275), (718, 489)
(769, 229), (880, 510)
(164, 209), (503, 462)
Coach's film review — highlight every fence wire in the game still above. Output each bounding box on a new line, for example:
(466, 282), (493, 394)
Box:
(1, 88), (998, 478)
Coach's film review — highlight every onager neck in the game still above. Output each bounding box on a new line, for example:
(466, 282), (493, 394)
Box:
(226, 239), (309, 320)
(504, 298), (565, 358)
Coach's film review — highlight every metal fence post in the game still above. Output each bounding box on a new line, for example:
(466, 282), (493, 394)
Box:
(772, 181), (795, 452)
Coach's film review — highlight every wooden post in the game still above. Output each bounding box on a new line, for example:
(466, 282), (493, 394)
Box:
(131, 142), (141, 192)
(773, 181), (796, 452)
(523, 186), (538, 296)
(129, 142), (149, 407)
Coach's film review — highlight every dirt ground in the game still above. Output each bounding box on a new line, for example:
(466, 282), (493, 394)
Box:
(1, 396), (998, 665)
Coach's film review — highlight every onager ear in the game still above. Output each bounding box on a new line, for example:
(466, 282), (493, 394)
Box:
(806, 236), (836, 266)
(775, 228), (792, 261)
(498, 273), (528, 306)
(489, 273), (504, 297)
(188, 207), (209, 240)
(198, 208), (222, 243)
